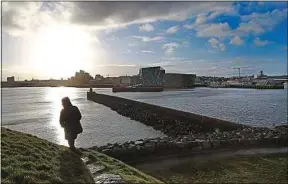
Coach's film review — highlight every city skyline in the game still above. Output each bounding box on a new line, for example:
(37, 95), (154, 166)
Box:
(2, 1), (288, 80)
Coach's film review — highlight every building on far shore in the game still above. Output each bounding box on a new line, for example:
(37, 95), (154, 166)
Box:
(139, 66), (165, 87)
(164, 73), (196, 88)
(7, 76), (15, 83)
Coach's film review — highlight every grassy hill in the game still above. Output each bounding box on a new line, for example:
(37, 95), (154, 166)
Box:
(139, 153), (288, 183)
(1, 127), (163, 184)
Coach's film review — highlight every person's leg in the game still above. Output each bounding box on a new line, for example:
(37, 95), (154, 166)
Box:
(67, 131), (76, 150)
(68, 138), (75, 148)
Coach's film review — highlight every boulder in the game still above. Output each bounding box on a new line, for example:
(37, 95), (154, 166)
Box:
(144, 142), (156, 153)
(248, 138), (258, 145)
(95, 174), (125, 184)
(102, 149), (112, 155)
(127, 144), (136, 154)
(211, 140), (220, 148)
(112, 146), (122, 155)
(201, 140), (211, 149)
(174, 141), (184, 149)
(156, 140), (167, 150)
(87, 164), (105, 174)
(135, 140), (144, 146)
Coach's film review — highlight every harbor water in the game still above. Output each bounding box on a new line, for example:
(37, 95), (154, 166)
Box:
(2, 87), (287, 147)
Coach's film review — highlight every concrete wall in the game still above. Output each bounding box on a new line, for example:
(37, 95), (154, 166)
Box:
(164, 73), (196, 88)
(164, 73), (183, 88)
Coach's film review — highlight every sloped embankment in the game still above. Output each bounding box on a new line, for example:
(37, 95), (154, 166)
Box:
(1, 127), (163, 184)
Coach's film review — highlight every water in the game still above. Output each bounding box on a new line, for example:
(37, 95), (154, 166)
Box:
(2, 87), (287, 148)
(101, 87), (287, 127)
(2, 87), (165, 148)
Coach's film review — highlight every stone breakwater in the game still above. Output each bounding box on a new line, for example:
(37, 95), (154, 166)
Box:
(90, 126), (288, 162)
(87, 92), (287, 162)
(87, 92), (248, 137)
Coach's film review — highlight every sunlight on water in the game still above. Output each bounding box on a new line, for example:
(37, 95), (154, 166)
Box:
(45, 87), (78, 146)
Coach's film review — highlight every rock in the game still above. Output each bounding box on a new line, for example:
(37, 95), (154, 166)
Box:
(230, 138), (240, 146)
(201, 140), (211, 149)
(99, 145), (108, 150)
(90, 146), (99, 151)
(127, 144), (136, 154)
(211, 140), (220, 148)
(156, 140), (167, 150)
(238, 139), (250, 146)
(175, 142), (185, 149)
(95, 174), (125, 184)
(81, 157), (89, 164)
(112, 146), (122, 154)
(272, 136), (280, 145)
(186, 141), (197, 149)
(248, 138), (258, 145)
(102, 149), (112, 154)
(87, 164), (105, 174)
(144, 142), (156, 153)
(135, 140), (144, 146)
(219, 140), (229, 147)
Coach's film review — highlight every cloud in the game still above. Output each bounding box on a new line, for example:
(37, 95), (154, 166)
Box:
(183, 4), (236, 30)
(162, 43), (179, 55)
(281, 46), (288, 50)
(236, 22), (265, 35)
(184, 7), (287, 39)
(236, 8), (287, 36)
(128, 43), (137, 47)
(139, 23), (154, 32)
(195, 22), (232, 38)
(132, 36), (164, 42)
(141, 50), (155, 53)
(195, 14), (206, 24)
(253, 37), (270, 46)
(230, 36), (244, 45)
(166, 25), (180, 34)
(208, 37), (225, 51)
(219, 43), (226, 51)
(3, 1), (235, 35)
(97, 64), (137, 67)
(208, 38), (219, 49)
(2, 2), (71, 36)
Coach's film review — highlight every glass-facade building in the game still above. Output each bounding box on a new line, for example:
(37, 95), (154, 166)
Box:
(139, 66), (165, 87)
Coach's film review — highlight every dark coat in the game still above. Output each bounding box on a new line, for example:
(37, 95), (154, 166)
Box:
(60, 106), (83, 140)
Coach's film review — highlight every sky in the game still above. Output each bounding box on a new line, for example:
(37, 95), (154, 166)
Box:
(1, 1), (288, 80)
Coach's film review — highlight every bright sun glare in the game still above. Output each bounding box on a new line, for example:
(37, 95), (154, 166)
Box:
(28, 25), (94, 78)
(45, 87), (78, 146)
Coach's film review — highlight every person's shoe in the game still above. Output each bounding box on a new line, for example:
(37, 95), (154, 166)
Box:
(70, 147), (82, 155)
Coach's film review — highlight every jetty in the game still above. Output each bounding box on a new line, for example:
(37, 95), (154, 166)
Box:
(87, 90), (288, 163)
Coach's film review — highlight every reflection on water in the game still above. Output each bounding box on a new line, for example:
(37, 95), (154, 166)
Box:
(2, 87), (165, 147)
(45, 87), (76, 146)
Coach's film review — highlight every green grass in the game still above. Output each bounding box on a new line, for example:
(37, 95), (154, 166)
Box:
(1, 127), (163, 184)
(142, 153), (288, 183)
(80, 150), (163, 183)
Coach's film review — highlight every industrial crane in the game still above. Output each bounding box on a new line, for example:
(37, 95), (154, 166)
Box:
(233, 67), (251, 78)
(233, 67), (241, 78)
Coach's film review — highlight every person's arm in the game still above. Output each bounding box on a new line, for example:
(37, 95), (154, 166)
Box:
(59, 109), (66, 127)
(75, 107), (82, 121)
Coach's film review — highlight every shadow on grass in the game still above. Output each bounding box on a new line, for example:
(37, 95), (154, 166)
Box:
(59, 149), (94, 184)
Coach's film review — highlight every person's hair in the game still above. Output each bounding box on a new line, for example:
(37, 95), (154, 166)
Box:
(62, 97), (72, 107)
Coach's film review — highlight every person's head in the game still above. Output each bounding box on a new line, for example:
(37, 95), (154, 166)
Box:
(62, 97), (72, 109)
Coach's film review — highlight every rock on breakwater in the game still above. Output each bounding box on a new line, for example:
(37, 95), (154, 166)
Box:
(87, 92), (248, 137)
(90, 126), (288, 163)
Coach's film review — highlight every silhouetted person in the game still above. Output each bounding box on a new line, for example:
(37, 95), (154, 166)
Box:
(60, 97), (83, 151)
